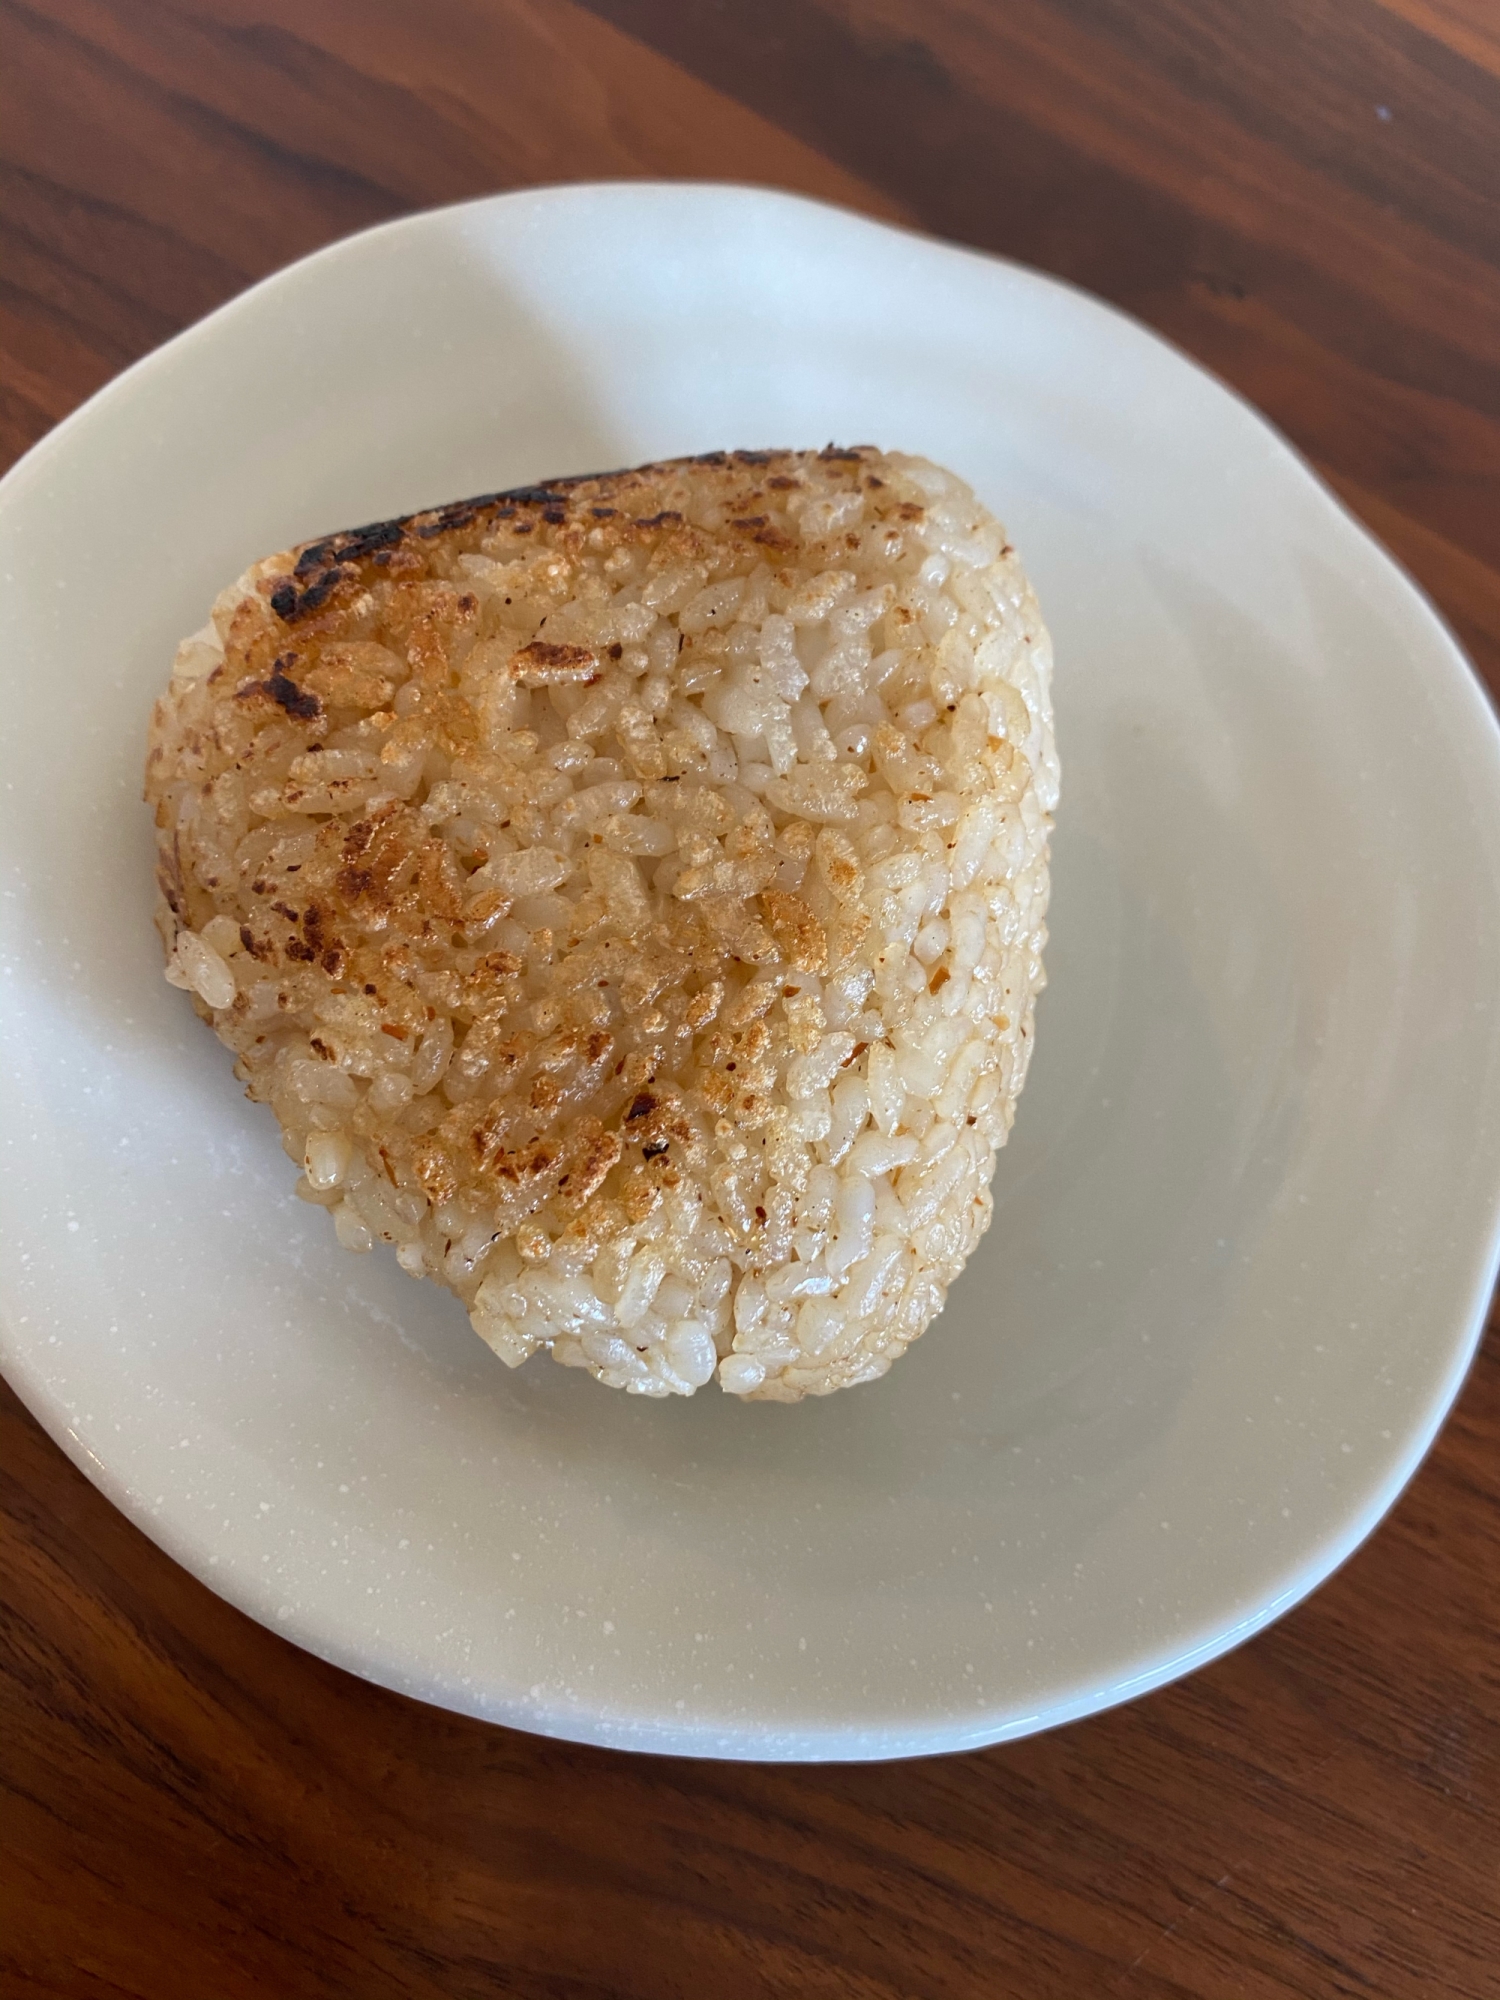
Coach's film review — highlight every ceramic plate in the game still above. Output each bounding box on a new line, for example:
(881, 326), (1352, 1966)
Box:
(3, 184), (1498, 1760)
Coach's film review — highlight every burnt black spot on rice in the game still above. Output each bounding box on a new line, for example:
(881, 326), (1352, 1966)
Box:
(265, 665), (321, 721)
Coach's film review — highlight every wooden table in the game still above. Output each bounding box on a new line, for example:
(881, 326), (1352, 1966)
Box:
(3, 4), (1497, 1993)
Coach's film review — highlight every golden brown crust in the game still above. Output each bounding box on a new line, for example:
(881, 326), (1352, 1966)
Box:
(258, 448), (877, 635)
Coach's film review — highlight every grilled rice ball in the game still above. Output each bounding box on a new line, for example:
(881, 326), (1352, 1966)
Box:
(146, 448), (1057, 1399)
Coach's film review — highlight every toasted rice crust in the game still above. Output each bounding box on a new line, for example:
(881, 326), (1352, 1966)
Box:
(145, 448), (1056, 1398)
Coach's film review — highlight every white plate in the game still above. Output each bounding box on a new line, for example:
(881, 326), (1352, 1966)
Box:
(3, 183), (1498, 1761)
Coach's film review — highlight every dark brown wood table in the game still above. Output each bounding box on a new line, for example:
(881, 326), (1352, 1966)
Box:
(3, 4), (1498, 1994)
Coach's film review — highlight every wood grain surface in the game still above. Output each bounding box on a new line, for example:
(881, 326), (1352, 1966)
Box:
(2, 3), (1497, 1994)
